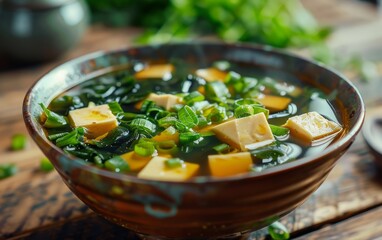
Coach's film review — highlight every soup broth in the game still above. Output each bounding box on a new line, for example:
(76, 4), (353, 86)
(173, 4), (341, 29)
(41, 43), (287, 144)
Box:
(42, 60), (343, 180)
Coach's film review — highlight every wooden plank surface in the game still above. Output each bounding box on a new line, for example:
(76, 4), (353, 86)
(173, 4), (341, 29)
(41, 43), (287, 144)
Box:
(1, 0), (382, 239)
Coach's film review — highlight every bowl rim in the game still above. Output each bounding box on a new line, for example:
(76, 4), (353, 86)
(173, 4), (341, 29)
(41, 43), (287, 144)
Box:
(23, 41), (366, 184)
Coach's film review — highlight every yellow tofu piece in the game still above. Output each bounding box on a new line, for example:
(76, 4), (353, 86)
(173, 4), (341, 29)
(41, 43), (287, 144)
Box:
(138, 156), (199, 181)
(134, 64), (174, 79)
(68, 104), (118, 138)
(152, 127), (179, 144)
(212, 113), (275, 151)
(256, 94), (291, 112)
(146, 93), (182, 110)
(120, 151), (152, 171)
(195, 68), (228, 82)
(283, 111), (342, 142)
(208, 152), (253, 177)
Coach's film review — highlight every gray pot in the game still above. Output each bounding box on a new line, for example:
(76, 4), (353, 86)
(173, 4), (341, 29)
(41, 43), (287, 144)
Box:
(0, 0), (89, 62)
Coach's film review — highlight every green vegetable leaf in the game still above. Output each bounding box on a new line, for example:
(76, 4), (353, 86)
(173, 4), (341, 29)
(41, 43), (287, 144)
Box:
(40, 103), (68, 128)
(178, 105), (199, 128)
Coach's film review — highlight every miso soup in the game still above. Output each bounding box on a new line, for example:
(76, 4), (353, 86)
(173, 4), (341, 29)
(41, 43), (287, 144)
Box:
(40, 60), (344, 181)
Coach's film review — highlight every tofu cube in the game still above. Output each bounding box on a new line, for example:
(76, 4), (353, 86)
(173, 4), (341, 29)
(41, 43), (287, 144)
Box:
(195, 68), (227, 82)
(283, 111), (342, 141)
(212, 113), (275, 151)
(146, 93), (182, 110)
(256, 94), (291, 112)
(134, 64), (174, 80)
(138, 156), (199, 181)
(120, 151), (152, 171)
(68, 104), (118, 138)
(208, 152), (253, 177)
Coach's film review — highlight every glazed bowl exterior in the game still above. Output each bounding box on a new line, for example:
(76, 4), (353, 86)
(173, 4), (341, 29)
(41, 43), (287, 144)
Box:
(23, 43), (365, 239)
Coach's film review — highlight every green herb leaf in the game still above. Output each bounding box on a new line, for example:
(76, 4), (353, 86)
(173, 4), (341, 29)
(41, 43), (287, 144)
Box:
(178, 105), (199, 128)
(40, 103), (68, 128)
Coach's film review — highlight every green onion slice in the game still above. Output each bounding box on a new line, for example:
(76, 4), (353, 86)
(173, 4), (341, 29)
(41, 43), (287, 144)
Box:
(270, 125), (290, 137)
(179, 132), (201, 144)
(155, 140), (178, 155)
(108, 101), (124, 115)
(0, 164), (17, 179)
(134, 141), (156, 157)
(40, 103), (68, 128)
(178, 105), (199, 128)
(268, 221), (290, 240)
(184, 91), (205, 104)
(164, 158), (184, 169)
(40, 157), (54, 172)
(213, 143), (230, 154)
(104, 156), (130, 173)
(234, 105), (254, 118)
(11, 134), (27, 151)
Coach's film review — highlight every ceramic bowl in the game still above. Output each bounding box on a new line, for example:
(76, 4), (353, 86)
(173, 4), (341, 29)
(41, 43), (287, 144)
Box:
(23, 43), (365, 239)
(362, 106), (382, 168)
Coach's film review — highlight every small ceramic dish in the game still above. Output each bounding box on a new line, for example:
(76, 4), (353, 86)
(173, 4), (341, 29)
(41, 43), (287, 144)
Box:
(362, 106), (382, 168)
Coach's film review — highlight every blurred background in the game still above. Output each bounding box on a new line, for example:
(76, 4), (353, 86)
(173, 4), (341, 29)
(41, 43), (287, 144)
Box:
(1, 0), (381, 99)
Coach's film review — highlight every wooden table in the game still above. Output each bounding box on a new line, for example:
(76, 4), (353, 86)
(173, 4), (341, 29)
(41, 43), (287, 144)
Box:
(1, 1), (382, 239)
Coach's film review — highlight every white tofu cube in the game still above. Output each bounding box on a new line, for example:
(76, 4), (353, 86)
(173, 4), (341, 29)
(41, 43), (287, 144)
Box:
(138, 156), (199, 181)
(68, 104), (118, 138)
(283, 111), (342, 141)
(146, 93), (182, 110)
(212, 112), (275, 151)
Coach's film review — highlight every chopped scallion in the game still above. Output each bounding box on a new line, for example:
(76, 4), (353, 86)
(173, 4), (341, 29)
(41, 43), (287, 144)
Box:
(104, 156), (130, 173)
(213, 143), (230, 154)
(234, 105), (254, 118)
(11, 134), (27, 151)
(268, 221), (290, 240)
(134, 141), (155, 157)
(40, 157), (54, 172)
(164, 158), (184, 169)
(155, 140), (178, 155)
(40, 103), (68, 128)
(0, 164), (17, 179)
(108, 101), (124, 115)
(183, 91), (205, 104)
(179, 131), (201, 144)
(178, 105), (199, 128)
(270, 125), (290, 137)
